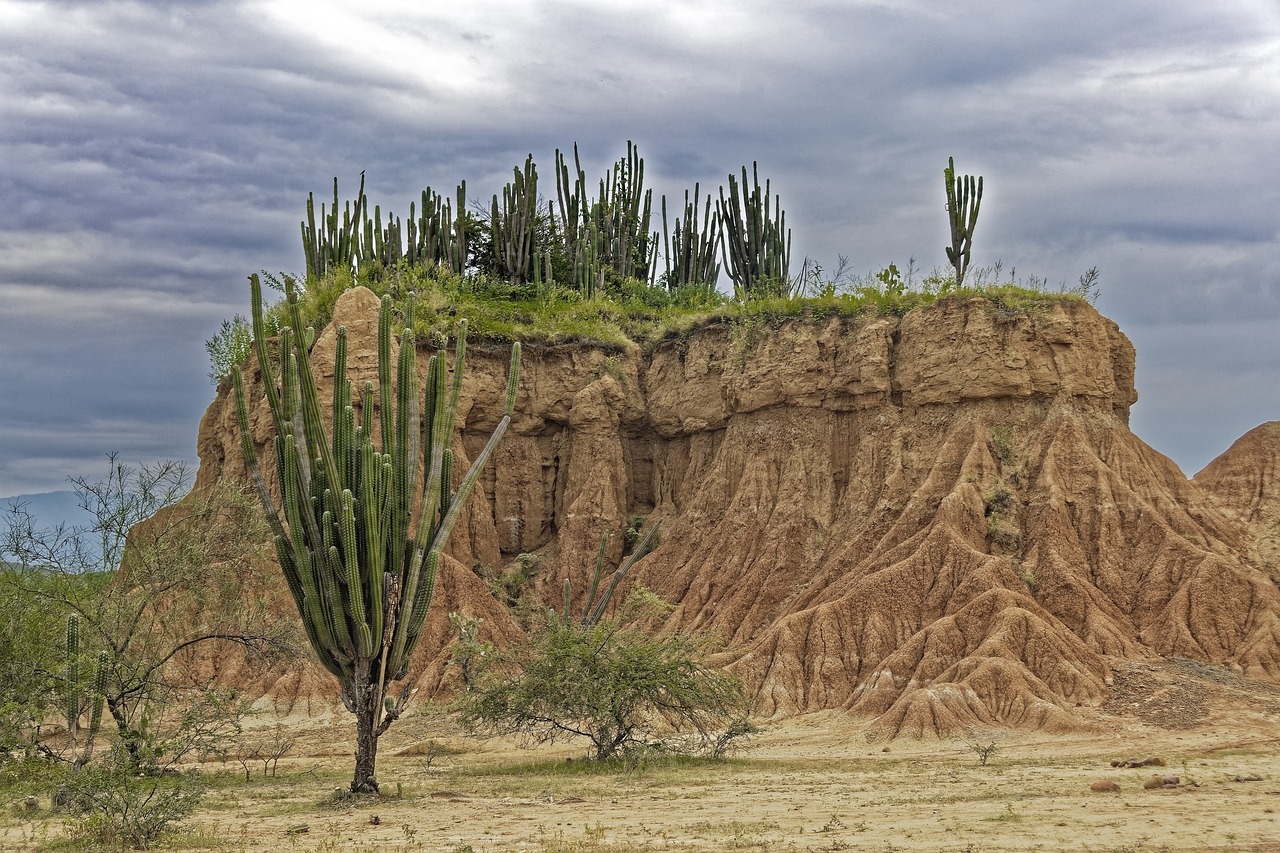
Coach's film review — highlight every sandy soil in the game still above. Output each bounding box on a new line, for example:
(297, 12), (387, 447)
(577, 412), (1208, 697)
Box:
(5, 657), (1280, 852)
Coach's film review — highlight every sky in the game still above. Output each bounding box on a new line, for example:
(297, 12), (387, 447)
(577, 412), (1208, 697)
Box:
(1, 0), (1278, 498)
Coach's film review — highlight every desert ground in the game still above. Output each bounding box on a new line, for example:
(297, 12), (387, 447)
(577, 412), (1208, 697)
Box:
(4, 657), (1279, 853)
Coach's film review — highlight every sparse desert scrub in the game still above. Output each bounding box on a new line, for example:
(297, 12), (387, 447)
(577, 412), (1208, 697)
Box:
(4, 714), (1278, 852)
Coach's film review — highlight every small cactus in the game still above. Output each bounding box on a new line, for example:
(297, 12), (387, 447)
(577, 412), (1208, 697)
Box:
(944, 156), (983, 288)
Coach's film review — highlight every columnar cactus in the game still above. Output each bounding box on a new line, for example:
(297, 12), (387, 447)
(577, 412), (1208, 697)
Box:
(718, 163), (791, 299)
(553, 145), (589, 289)
(408, 183), (468, 274)
(944, 156), (983, 288)
(65, 614), (79, 749)
(596, 141), (657, 283)
(302, 173), (369, 281)
(232, 274), (520, 793)
(662, 183), (721, 290)
(64, 615), (107, 770)
(491, 155), (540, 285)
(560, 524), (660, 628)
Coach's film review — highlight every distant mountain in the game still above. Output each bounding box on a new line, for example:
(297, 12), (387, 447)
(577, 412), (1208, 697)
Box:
(0, 490), (96, 560)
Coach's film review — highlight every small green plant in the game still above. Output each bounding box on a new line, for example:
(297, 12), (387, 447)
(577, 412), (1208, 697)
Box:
(989, 425), (1017, 467)
(875, 263), (905, 295)
(622, 515), (646, 551)
(970, 740), (999, 766)
(1017, 565), (1039, 594)
(983, 483), (1015, 518)
(58, 762), (205, 850)
(987, 801), (1021, 822)
(448, 612), (493, 690)
(601, 354), (628, 388)
(1072, 265), (1101, 303)
(489, 554), (542, 609)
(205, 315), (252, 385)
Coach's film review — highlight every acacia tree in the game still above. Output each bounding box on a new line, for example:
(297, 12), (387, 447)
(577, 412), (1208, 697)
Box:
(233, 274), (520, 793)
(457, 598), (751, 760)
(1, 456), (288, 770)
(458, 526), (754, 760)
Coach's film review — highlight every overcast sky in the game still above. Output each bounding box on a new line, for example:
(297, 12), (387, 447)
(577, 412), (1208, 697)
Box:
(1, 0), (1278, 497)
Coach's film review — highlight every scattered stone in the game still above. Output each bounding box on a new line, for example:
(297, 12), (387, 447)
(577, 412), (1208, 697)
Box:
(1233, 774), (1264, 782)
(369, 815), (380, 825)
(22, 795), (39, 810)
(285, 824), (309, 835)
(1090, 780), (1121, 792)
(882, 747), (891, 753)
(1111, 756), (1165, 768)
(1143, 775), (1180, 790)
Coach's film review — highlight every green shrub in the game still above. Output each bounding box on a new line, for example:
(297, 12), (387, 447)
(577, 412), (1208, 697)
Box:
(58, 765), (204, 850)
(458, 602), (753, 761)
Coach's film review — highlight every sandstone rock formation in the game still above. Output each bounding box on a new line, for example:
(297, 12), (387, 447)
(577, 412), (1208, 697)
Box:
(1195, 421), (1280, 580)
(191, 287), (1280, 735)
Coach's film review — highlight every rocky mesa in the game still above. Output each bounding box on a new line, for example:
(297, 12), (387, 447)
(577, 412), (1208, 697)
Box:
(192, 286), (1280, 736)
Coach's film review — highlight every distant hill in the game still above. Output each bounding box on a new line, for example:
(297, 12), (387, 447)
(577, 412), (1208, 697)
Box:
(0, 490), (96, 560)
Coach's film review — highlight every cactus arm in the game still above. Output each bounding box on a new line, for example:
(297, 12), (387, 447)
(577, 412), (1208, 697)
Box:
(580, 532), (610, 623)
(65, 614), (80, 750)
(586, 522), (661, 627)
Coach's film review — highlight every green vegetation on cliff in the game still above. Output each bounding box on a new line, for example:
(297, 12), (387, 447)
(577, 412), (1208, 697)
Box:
(209, 262), (1095, 384)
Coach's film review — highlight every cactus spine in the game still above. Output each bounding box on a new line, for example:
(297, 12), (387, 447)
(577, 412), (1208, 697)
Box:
(232, 274), (520, 793)
(944, 156), (983, 288)
(718, 163), (791, 299)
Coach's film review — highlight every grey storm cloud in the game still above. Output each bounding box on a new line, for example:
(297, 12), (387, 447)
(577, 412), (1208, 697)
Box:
(0, 0), (1277, 495)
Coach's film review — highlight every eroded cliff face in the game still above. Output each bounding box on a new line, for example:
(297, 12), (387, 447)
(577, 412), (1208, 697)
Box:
(194, 287), (1280, 735)
(1195, 422), (1280, 580)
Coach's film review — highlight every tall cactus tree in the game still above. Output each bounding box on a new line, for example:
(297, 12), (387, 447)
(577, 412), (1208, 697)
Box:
(718, 163), (792, 299)
(491, 155), (540, 285)
(596, 141), (657, 283)
(944, 156), (983, 288)
(662, 183), (720, 290)
(408, 183), (469, 274)
(301, 173), (369, 281)
(232, 274), (520, 793)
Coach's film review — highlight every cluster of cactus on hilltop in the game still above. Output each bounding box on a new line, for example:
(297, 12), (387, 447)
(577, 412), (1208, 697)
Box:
(298, 143), (806, 300)
(299, 147), (984, 306)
